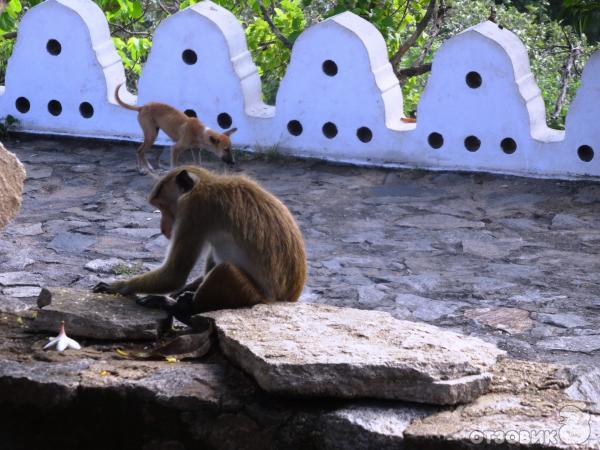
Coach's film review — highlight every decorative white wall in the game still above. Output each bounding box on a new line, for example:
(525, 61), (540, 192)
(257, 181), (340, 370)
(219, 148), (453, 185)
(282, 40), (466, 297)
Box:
(0, 0), (139, 140)
(0, 0), (597, 179)
(136, 1), (272, 146)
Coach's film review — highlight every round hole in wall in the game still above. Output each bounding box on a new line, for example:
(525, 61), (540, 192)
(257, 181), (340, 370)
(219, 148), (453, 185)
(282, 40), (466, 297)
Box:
(48, 99), (62, 116)
(465, 135), (481, 152)
(322, 60), (338, 76)
(356, 126), (372, 143)
(79, 102), (94, 119)
(287, 120), (303, 136)
(15, 97), (30, 113)
(428, 132), (444, 149)
(182, 49), (197, 65)
(322, 122), (338, 139)
(217, 112), (232, 129)
(577, 145), (594, 162)
(184, 109), (197, 118)
(501, 137), (517, 154)
(46, 39), (61, 56)
(466, 71), (482, 88)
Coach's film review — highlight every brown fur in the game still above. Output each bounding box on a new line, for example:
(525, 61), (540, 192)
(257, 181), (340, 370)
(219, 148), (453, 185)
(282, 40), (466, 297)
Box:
(115, 84), (237, 174)
(94, 166), (307, 313)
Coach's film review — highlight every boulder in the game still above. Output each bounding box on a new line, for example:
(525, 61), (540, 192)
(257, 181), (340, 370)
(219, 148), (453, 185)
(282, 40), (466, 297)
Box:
(204, 303), (505, 405)
(30, 287), (170, 340)
(0, 142), (25, 230)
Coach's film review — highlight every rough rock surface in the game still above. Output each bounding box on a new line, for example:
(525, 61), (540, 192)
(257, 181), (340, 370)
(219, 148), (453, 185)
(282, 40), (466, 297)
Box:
(0, 142), (25, 230)
(405, 359), (600, 449)
(204, 303), (505, 405)
(29, 287), (170, 340)
(1, 312), (597, 450)
(319, 402), (439, 449)
(1, 137), (600, 367)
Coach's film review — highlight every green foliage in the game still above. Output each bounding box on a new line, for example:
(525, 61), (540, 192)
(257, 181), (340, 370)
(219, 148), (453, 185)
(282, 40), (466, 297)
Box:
(559, 0), (600, 42)
(0, 114), (19, 137)
(113, 36), (151, 79)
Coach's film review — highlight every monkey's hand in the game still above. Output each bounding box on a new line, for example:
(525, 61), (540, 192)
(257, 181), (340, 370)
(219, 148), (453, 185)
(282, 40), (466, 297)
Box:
(92, 281), (132, 296)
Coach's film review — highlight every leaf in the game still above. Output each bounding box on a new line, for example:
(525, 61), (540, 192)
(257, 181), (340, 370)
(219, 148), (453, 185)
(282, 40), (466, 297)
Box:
(115, 348), (130, 357)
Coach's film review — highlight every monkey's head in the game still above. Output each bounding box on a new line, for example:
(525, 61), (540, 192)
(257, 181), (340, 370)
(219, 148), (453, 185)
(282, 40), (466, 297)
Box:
(206, 128), (237, 166)
(149, 168), (200, 239)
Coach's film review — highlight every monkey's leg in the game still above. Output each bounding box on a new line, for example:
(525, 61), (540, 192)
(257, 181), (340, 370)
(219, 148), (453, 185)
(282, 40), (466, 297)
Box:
(185, 263), (267, 314)
(170, 250), (216, 298)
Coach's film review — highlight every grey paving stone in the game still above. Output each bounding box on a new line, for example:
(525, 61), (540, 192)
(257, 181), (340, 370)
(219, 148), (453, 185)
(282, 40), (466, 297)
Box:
(0, 271), (44, 287)
(47, 231), (97, 253)
(538, 335), (600, 354)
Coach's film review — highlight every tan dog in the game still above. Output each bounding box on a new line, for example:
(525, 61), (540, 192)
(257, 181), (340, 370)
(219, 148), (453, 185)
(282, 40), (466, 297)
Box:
(115, 84), (237, 175)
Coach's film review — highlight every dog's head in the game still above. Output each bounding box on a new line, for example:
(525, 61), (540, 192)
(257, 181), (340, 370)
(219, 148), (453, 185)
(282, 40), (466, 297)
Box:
(206, 128), (237, 166)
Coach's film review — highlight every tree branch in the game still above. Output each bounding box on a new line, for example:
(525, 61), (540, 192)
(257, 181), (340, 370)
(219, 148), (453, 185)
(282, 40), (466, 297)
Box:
(256, 0), (292, 50)
(551, 34), (581, 122)
(415, 0), (448, 67)
(390, 0), (437, 68)
(398, 63), (432, 80)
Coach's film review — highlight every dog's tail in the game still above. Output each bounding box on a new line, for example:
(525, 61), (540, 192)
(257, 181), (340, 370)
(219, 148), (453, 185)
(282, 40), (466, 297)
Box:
(114, 83), (141, 111)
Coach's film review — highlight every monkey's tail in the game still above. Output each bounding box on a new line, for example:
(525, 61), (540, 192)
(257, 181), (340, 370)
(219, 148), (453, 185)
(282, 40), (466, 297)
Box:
(114, 83), (142, 111)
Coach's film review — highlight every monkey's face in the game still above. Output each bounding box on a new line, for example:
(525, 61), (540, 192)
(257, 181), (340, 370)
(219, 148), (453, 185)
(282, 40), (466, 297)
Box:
(149, 177), (181, 240)
(149, 169), (198, 240)
(207, 128), (237, 166)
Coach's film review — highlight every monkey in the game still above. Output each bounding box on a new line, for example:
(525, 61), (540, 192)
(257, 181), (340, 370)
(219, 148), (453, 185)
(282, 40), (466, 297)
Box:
(93, 166), (307, 320)
(115, 84), (237, 175)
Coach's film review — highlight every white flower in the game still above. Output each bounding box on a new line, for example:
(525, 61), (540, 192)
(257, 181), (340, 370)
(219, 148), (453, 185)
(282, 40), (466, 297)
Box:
(43, 321), (81, 352)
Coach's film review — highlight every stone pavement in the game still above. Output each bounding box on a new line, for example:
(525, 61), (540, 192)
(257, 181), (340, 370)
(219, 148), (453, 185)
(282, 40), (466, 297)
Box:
(0, 135), (599, 368)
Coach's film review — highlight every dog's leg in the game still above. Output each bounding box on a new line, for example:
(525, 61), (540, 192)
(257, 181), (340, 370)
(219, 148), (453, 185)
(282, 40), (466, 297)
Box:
(170, 142), (187, 169)
(192, 148), (201, 165)
(138, 121), (159, 175)
(155, 146), (165, 170)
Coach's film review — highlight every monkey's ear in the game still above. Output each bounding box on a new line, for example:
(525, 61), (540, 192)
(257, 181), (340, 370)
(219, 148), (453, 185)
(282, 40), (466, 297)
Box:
(209, 135), (218, 145)
(224, 127), (238, 137)
(176, 170), (196, 193)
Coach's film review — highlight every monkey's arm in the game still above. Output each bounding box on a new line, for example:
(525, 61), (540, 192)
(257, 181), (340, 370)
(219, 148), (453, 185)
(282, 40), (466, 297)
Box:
(94, 220), (203, 296)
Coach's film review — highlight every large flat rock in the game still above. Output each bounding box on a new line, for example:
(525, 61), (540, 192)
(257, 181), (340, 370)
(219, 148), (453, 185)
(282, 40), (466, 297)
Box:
(30, 287), (170, 340)
(204, 303), (505, 405)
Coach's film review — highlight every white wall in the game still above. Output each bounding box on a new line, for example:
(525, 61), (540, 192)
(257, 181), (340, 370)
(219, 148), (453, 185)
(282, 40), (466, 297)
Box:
(0, 0), (597, 179)
(0, 0), (139, 140)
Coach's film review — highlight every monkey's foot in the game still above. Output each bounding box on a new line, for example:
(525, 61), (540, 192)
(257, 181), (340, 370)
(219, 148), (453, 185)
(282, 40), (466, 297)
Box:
(136, 295), (175, 310)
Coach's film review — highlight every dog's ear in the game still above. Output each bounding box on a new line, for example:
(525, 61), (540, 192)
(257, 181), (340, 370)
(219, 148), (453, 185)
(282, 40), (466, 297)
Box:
(224, 127), (238, 137)
(209, 135), (219, 145)
(175, 170), (196, 193)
